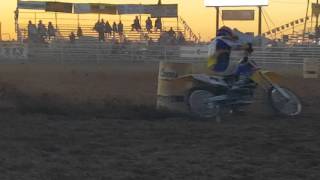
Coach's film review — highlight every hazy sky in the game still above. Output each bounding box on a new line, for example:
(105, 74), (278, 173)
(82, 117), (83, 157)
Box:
(0, 0), (311, 40)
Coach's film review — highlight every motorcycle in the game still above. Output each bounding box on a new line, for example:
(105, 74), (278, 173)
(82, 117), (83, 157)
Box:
(180, 49), (302, 121)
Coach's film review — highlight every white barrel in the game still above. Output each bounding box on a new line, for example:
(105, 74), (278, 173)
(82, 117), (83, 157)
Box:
(157, 62), (194, 112)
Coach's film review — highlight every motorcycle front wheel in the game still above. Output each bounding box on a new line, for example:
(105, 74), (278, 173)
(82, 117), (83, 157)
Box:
(268, 87), (302, 117)
(188, 89), (219, 119)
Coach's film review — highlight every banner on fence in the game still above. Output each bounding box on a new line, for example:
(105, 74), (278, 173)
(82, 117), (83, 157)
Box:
(179, 46), (208, 58)
(222, 10), (255, 21)
(303, 58), (319, 78)
(17, 1), (46, 10)
(46, 2), (73, 13)
(0, 44), (28, 59)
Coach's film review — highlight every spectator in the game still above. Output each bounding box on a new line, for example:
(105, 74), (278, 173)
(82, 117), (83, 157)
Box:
(93, 20), (100, 32)
(159, 31), (169, 45)
(37, 20), (47, 41)
(167, 27), (176, 38)
(105, 21), (112, 38)
(112, 22), (118, 35)
(77, 27), (83, 37)
(27, 20), (37, 42)
(97, 19), (105, 42)
(69, 32), (76, 43)
(132, 16), (141, 31)
(155, 17), (162, 32)
(146, 17), (153, 33)
(118, 21), (124, 36)
(148, 37), (154, 46)
(177, 31), (186, 44)
(47, 22), (55, 40)
(100, 19), (106, 32)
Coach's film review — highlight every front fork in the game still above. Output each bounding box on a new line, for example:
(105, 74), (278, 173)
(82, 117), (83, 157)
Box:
(272, 84), (291, 100)
(258, 71), (291, 100)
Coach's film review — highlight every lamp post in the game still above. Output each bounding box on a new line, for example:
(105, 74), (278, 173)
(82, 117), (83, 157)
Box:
(302, 0), (310, 42)
(0, 22), (2, 41)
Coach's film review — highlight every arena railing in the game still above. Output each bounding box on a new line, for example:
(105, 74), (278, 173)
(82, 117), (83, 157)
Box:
(2, 41), (320, 67)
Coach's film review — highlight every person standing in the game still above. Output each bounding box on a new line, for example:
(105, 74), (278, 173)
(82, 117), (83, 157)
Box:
(93, 20), (100, 32)
(155, 17), (162, 32)
(177, 31), (186, 45)
(146, 17), (153, 33)
(112, 22), (118, 36)
(69, 32), (76, 43)
(118, 21), (124, 36)
(105, 21), (112, 38)
(47, 22), (55, 40)
(132, 16), (141, 31)
(96, 19), (105, 42)
(77, 26), (83, 38)
(37, 20), (47, 41)
(27, 21), (37, 42)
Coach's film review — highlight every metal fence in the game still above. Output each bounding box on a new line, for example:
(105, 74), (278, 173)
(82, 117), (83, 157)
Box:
(2, 42), (320, 65)
(24, 42), (320, 63)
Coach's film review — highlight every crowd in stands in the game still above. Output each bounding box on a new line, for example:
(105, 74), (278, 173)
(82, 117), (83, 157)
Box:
(158, 27), (186, 45)
(93, 19), (125, 42)
(92, 17), (185, 45)
(26, 17), (186, 45)
(27, 20), (57, 42)
(130, 16), (162, 32)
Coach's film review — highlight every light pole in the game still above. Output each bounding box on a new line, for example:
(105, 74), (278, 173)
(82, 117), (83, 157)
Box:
(0, 22), (2, 41)
(302, 0), (310, 42)
(316, 0), (319, 28)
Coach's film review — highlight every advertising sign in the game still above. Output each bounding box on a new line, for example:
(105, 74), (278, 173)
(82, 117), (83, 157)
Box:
(74, 3), (117, 14)
(46, 2), (73, 13)
(180, 46), (208, 58)
(90, 4), (117, 14)
(312, 3), (320, 16)
(74, 4), (91, 14)
(17, 1), (46, 10)
(0, 44), (28, 59)
(204, 0), (268, 7)
(222, 10), (255, 20)
(303, 58), (319, 78)
(151, 4), (178, 18)
(117, 5), (145, 14)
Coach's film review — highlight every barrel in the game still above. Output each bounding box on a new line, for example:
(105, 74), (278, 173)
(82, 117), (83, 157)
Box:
(157, 62), (194, 113)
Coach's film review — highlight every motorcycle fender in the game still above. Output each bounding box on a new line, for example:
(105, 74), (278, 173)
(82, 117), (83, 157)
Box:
(182, 74), (228, 87)
(252, 71), (282, 84)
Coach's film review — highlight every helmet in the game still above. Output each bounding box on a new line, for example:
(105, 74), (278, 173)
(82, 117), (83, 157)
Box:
(217, 26), (233, 37)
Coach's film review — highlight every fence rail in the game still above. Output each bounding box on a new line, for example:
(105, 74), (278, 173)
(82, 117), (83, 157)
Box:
(1, 42), (320, 66)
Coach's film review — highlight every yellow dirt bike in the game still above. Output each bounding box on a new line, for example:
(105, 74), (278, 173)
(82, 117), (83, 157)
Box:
(184, 54), (302, 120)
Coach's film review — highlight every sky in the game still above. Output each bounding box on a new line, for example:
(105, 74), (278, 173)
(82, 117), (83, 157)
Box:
(0, 0), (312, 41)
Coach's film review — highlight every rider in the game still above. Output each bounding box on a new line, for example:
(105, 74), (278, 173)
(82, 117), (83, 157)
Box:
(208, 26), (254, 87)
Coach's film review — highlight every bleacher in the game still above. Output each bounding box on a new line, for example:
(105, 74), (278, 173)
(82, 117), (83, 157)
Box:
(18, 18), (198, 43)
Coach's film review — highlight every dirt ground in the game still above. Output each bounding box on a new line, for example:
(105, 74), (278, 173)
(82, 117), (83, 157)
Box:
(0, 64), (319, 179)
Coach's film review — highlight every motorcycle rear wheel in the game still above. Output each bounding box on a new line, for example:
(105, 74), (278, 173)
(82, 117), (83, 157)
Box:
(268, 87), (302, 117)
(188, 89), (219, 119)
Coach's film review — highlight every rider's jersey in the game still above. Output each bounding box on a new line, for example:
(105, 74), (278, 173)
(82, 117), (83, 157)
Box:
(208, 36), (241, 72)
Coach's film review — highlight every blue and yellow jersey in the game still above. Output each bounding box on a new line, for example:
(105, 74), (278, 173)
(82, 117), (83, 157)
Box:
(208, 36), (242, 72)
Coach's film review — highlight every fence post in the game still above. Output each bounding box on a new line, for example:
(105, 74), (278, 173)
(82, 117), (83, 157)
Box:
(97, 44), (100, 64)
(60, 43), (63, 64)
(164, 46), (167, 61)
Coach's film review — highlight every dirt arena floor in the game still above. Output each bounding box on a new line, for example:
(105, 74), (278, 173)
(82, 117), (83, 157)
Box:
(0, 62), (319, 180)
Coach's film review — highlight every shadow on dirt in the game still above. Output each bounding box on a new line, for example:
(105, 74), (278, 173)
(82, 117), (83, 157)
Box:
(0, 83), (185, 120)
